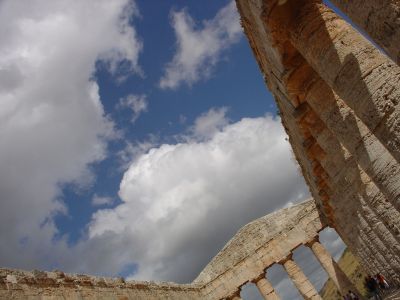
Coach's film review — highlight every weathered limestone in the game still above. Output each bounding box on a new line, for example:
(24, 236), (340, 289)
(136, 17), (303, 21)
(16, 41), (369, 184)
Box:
(196, 200), (324, 299)
(307, 238), (360, 297)
(281, 257), (322, 300)
(236, 0), (400, 285)
(330, 0), (400, 64)
(303, 76), (400, 213)
(254, 275), (280, 300)
(0, 268), (203, 300)
(286, 0), (400, 164)
(231, 292), (243, 300)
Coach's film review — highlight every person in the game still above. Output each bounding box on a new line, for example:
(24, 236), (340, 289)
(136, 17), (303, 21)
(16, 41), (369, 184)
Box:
(376, 273), (390, 290)
(365, 275), (382, 300)
(348, 290), (359, 300)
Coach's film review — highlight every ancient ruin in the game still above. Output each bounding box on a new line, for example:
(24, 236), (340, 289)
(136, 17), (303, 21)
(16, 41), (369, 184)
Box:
(236, 0), (400, 286)
(2, 200), (353, 299)
(1, 0), (400, 298)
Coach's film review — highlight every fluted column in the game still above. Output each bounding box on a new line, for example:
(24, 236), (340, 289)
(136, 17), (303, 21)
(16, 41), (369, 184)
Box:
(353, 245), (376, 275)
(307, 238), (361, 297)
(283, 0), (400, 166)
(357, 215), (399, 282)
(327, 189), (400, 280)
(329, 0), (400, 64)
(299, 106), (400, 249)
(338, 219), (395, 280)
(303, 76), (400, 213)
(254, 274), (280, 300)
(227, 288), (242, 300)
(281, 256), (322, 300)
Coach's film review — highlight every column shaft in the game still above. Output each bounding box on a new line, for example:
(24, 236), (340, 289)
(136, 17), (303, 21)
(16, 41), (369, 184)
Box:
(358, 216), (399, 281)
(309, 240), (360, 296)
(336, 222), (386, 275)
(287, 0), (400, 166)
(341, 212), (395, 279)
(327, 188), (400, 280)
(255, 277), (280, 300)
(300, 106), (400, 248)
(354, 246), (376, 275)
(282, 259), (322, 300)
(330, 0), (400, 64)
(304, 75), (400, 213)
(290, 100), (400, 272)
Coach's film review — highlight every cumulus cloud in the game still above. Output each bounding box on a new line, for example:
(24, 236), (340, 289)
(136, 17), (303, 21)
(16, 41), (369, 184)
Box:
(189, 106), (229, 140)
(0, 0), (142, 269)
(117, 94), (148, 123)
(87, 113), (310, 282)
(92, 194), (115, 207)
(117, 135), (159, 170)
(159, 1), (242, 89)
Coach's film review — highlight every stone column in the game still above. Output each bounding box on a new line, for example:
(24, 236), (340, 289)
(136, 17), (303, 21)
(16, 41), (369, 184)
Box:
(281, 256), (322, 300)
(357, 215), (400, 281)
(279, 95), (400, 276)
(254, 274), (280, 300)
(352, 244), (376, 275)
(329, 0), (400, 64)
(326, 188), (400, 279)
(339, 218), (396, 281)
(307, 238), (360, 297)
(231, 294), (242, 300)
(299, 106), (400, 246)
(283, 0), (400, 166)
(303, 76), (400, 214)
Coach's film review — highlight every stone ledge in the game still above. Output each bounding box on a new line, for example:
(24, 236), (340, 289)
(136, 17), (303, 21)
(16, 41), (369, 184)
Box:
(0, 268), (200, 291)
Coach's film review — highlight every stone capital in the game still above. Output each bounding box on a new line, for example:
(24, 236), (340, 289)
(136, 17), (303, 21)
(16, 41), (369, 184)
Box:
(305, 236), (320, 247)
(252, 273), (267, 284)
(227, 288), (242, 300)
(278, 253), (293, 265)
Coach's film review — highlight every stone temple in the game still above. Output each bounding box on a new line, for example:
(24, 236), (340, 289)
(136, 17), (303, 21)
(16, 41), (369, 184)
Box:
(1, 0), (400, 299)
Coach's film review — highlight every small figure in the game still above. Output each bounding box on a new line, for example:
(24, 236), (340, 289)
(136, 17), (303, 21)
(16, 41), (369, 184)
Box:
(365, 275), (383, 300)
(376, 273), (390, 290)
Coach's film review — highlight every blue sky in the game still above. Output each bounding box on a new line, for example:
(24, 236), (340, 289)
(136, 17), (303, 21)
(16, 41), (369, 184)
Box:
(57, 1), (276, 246)
(54, 0), (277, 245)
(0, 1), (346, 299)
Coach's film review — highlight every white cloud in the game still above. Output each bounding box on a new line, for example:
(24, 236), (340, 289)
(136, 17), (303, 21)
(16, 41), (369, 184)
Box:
(87, 114), (310, 282)
(118, 94), (148, 123)
(92, 194), (115, 207)
(189, 106), (229, 140)
(117, 135), (159, 170)
(0, 0), (142, 269)
(159, 1), (242, 89)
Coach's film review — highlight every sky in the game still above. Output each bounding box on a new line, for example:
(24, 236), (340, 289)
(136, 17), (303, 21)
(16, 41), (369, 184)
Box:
(0, 0), (346, 299)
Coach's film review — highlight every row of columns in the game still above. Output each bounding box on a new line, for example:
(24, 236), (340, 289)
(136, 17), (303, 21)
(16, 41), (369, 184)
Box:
(286, 95), (400, 281)
(329, 0), (400, 64)
(262, 0), (400, 282)
(277, 96), (400, 281)
(235, 0), (400, 298)
(226, 237), (360, 300)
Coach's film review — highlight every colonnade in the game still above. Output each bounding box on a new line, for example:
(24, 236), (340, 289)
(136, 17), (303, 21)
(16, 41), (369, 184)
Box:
(0, 200), (359, 299)
(224, 236), (358, 300)
(236, 0), (400, 286)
